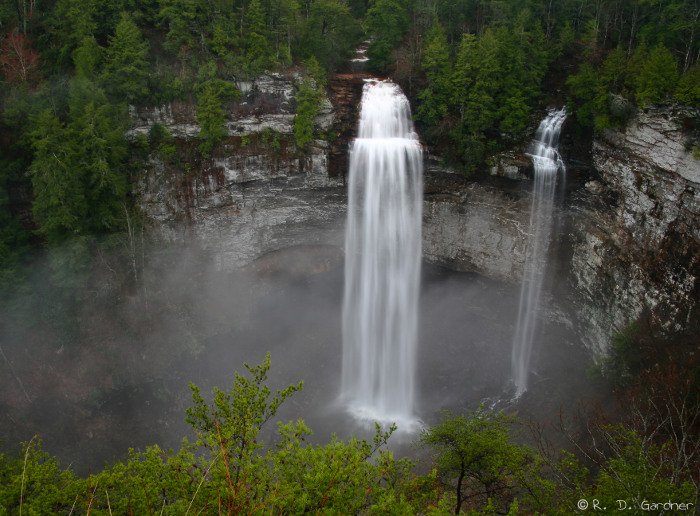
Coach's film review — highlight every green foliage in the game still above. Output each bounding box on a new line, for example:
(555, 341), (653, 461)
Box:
(420, 408), (534, 514)
(48, 0), (99, 68)
(574, 426), (698, 512)
(148, 123), (177, 161)
(195, 79), (240, 157)
(0, 353), (696, 513)
(364, 0), (409, 72)
(0, 161), (28, 287)
(417, 15), (549, 173)
(416, 23), (451, 127)
(72, 36), (102, 78)
(635, 44), (679, 107)
(293, 76), (322, 150)
(0, 355), (430, 513)
(675, 65), (700, 107)
(244, 0), (276, 76)
(101, 12), (150, 103)
(297, 0), (361, 70)
(29, 79), (128, 244)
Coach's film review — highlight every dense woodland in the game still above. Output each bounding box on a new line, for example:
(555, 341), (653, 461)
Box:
(1, 0), (699, 281)
(0, 0), (699, 513)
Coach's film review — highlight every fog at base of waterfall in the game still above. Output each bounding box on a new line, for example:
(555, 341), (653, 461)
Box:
(511, 108), (567, 398)
(341, 80), (423, 429)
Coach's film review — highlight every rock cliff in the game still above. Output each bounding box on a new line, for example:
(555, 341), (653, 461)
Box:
(133, 72), (698, 357)
(570, 105), (700, 355)
(135, 72), (346, 269)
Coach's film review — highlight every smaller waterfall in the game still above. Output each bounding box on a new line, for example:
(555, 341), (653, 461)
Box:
(341, 80), (423, 429)
(511, 108), (566, 398)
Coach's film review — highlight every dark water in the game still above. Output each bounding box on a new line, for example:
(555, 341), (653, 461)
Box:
(0, 245), (599, 474)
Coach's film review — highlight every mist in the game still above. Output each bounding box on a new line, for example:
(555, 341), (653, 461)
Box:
(0, 232), (595, 474)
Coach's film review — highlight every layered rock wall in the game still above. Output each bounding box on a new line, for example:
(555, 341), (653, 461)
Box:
(570, 105), (700, 355)
(135, 72), (346, 269)
(423, 159), (529, 282)
(133, 72), (699, 357)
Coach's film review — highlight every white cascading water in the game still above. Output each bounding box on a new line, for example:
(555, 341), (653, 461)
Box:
(512, 108), (566, 398)
(341, 80), (423, 428)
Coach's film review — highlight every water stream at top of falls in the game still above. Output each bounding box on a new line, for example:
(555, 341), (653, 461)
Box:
(341, 80), (423, 430)
(511, 108), (567, 398)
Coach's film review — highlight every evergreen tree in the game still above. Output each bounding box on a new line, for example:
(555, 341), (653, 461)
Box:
(675, 64), (700, 107)
(244, 0), (276, 75)
(297, 0), (359, 70)
(417, 23), (451, 127)
(364, 0), (409, 72)
(72, 36), (102, 78)
(29, 80), (128, 244)
(293, 77), (321, 150)
(159, 0), (208, 55)
(196, 79), (240, 156)
(49, 0), (99, 67)
(101, 12), (150, 103)
(636, 44), (679, 107)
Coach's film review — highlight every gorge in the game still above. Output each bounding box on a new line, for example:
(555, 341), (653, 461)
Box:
(2, 69), (696, 476)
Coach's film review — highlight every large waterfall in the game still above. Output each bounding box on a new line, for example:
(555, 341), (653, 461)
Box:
(341, 80), (423, 428)
(512, 108), (566, 398)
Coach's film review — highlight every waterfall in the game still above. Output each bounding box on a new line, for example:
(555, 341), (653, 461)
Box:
(511, 108), (566, 398)
(341, 80), (423, 428)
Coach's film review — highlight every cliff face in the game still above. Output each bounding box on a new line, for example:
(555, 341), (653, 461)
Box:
(133, 73), (698, 357)
(423, 158), (529, 282)
(134, 72), (533, 279)
(135, 72), (346, 269)
(571, 105), (700, 355)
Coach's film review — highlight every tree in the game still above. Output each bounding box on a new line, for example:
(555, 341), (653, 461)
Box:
(72, 36), (102, 78)
(675, 64), (700, 107)
(101, 12), (150, 103)
(49, 0), (98, 67)
(243, 0), (276, 75)
(364, 0), (409, 72)
(420, 408), (532, 514)
(29, 80), (128, 244)
(417, 23), (451, 127)
(293, 77), (321, 150)
(635, 44), (679, 107)
(297, 0), (359, 71)
(159, 0), (208, 55)
(196, 79), (240, 156)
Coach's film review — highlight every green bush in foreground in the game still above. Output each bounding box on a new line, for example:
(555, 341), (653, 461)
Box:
(0, 354), (696, 514)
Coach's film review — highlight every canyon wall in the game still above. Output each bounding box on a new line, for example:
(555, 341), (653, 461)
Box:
(133, 73), (698, 356)
(134, 72), (531, 281)
(134, 72), (347, 270)
(570, 105), (699, 355)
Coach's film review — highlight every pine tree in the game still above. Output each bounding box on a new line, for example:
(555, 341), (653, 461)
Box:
(244, 0), (275, 75)
(675, 65), (700, 107)
(101, 12), (150, 103)
(635, 44), (679, 107)
(196, 80), (240, 156)
(29, 80), (128, 244)
(293, 77), (320, 150)
(30, 110), (88, 243)
(72, 36), (102, 78)
(417, 23), (451, 127)
(364, 0), (409, 72)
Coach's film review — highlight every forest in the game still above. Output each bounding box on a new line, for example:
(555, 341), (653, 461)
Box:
(0, 0), (699, 513)
(1, 0), (699, 278)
